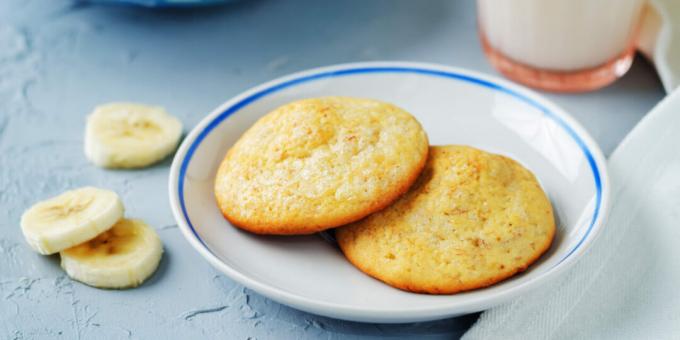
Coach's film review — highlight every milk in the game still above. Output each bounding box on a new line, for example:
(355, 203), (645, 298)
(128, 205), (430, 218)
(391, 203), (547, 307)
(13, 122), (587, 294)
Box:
(477, 0), (645, 71)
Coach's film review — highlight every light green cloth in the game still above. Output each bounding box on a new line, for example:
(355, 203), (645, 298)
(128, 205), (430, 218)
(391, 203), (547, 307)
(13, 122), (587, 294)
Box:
(639, 0), (680, 92)
(464, 89), (680, 339)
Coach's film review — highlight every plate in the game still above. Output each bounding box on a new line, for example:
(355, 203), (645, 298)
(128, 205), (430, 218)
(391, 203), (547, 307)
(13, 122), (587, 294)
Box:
(168, 62), (610, 323)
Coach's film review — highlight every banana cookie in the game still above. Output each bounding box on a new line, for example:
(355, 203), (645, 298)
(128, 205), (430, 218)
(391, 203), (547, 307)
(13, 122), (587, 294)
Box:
(336, 145), (555, 294)
(214, 97), (429, 235)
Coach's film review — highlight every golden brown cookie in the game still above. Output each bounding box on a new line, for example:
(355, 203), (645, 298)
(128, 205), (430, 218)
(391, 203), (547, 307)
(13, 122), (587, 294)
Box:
(336, 145), (555, 294)
(214, 97), (429, 235)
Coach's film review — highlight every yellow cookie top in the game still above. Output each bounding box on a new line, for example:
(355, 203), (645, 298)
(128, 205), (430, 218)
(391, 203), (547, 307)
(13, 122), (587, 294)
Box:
(214, 97), (429, 234)
(336, 145), (555, 294)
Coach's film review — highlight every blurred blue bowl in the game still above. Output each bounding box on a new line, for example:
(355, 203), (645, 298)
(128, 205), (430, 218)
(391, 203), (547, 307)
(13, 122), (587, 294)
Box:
(86, 0), (235, 7)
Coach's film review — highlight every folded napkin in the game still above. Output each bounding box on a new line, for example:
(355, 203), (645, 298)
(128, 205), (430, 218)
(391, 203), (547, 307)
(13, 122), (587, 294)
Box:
(638, 0), (680, 92)
(463, 88), (680, 339)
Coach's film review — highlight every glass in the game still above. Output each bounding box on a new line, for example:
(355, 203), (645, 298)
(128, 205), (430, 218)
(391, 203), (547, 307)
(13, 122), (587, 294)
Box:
(477, 0), (646, 92)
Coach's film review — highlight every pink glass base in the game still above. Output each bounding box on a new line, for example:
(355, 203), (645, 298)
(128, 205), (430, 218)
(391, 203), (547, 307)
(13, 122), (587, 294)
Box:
(479, 31), (637, 93)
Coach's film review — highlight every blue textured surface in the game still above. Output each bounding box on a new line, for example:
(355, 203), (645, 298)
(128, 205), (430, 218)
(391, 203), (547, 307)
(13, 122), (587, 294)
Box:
(0, 0), (665, 339)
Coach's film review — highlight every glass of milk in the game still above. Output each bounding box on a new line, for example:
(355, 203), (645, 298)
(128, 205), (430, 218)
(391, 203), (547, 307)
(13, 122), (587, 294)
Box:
(477, 0), (646, 92)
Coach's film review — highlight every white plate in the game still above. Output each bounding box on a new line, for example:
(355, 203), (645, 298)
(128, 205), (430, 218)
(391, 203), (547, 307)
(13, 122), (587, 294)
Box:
(168, 62), (610, 323)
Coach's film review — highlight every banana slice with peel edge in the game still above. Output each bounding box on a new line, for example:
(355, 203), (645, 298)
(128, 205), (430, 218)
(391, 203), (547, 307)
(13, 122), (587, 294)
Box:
(60, 218), (163, 289)
(20, 187), (124, 255)
(85, 102), (182, 169)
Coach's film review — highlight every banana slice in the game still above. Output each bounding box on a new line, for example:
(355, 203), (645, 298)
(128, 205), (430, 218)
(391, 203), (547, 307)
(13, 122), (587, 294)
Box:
(21, 187), (124, 255)
(60, 218), (163, 289)
(84, 102), (183, 169)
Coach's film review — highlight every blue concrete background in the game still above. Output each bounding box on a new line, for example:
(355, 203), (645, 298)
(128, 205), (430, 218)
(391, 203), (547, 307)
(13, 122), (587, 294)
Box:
(0, 0), (665, 339)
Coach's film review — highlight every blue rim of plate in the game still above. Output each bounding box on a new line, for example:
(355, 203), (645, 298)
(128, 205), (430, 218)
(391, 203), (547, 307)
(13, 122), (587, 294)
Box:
(177, 65), (602, 266)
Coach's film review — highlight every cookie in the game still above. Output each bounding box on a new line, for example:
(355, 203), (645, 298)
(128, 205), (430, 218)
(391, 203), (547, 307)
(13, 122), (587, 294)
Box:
(214, 97), (429, 235)
(336, 145), (555, 294)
